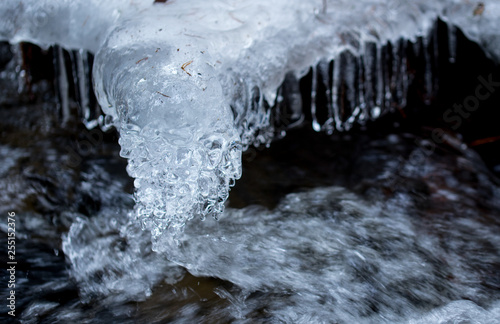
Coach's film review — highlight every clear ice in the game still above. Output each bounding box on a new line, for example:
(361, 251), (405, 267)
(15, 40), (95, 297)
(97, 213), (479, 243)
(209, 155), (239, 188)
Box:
(3, 0), (500, 238)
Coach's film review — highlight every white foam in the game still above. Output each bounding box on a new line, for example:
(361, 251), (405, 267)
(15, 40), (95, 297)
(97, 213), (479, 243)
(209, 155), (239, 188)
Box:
(2, 0), (500, 236)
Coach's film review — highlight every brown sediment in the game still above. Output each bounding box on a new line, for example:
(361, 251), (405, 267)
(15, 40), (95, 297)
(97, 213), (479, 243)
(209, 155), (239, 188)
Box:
(181, 60), (193, 76)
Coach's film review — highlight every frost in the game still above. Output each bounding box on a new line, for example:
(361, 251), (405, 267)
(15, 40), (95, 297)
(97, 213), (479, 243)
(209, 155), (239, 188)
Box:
(2, 0), (500, 237)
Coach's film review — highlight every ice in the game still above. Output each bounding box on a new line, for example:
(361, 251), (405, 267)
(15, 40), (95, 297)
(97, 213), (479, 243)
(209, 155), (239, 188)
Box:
(56, 46), (70, 123)
(61, 185), (500, 322)
(0, 0), (151, 53)
(2, 0), (500, 237)
(93, 29), (243, 238)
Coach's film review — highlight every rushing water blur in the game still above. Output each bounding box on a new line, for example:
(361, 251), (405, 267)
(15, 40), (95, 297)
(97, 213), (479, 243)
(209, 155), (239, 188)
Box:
(1, 37), (500, 323)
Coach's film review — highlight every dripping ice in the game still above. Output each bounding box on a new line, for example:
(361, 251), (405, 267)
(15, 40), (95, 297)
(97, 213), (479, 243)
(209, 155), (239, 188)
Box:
(2, 0), (500, 240)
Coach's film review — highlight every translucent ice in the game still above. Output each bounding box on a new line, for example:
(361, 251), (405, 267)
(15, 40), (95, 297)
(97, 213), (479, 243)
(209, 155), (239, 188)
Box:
(2, 0), (500, 236)
(61, 185), (500, 322)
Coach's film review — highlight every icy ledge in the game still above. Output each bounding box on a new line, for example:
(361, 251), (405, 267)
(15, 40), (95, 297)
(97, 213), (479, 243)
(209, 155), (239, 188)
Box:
(2, 0), (500, 239)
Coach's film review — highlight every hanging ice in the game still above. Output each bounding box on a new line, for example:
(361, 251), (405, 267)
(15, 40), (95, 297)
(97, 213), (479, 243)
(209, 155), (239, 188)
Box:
(2, 0), (500, 238)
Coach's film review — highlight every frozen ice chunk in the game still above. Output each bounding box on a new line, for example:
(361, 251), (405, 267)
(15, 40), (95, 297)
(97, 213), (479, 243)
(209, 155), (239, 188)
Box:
(2, 0), (500, 236)
(0, 0), (150, 53)
(93, 28), (243, 237)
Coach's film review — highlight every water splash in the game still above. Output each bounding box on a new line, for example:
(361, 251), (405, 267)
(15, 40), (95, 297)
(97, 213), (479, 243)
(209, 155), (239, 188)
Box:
(2, 0), (500, 243)
(61, 183), (500, 322)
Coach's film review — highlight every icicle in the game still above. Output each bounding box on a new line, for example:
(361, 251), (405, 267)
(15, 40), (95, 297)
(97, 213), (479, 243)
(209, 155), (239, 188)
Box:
(432, 20), (440, 95)
(383, 42), (393, 113)
(75, 50), (99, 129)
(11, 45), (25, 95)
(310, 65), (320, 132)
(69, 48), (100, 129)
(57, 46), (70, 124)
(316, 60), (334, 133)
(398, 39), (409, 108)
(391, 40), (401, 108)
(272, 85), (285, 138)
(423, 36), (433, 104)
(357, 54), (367, 122)
(400, 40), (409, 108)
(69, 50), (78, 100)
(448, 23), (457, 63)
(373, 43), (383, 119)
(273, 96), (298, 138)
(280, 72), (303, 130)
(344, 51), (358, 130)
(331, 57), (342, 131)
(363, 42), (376, 118)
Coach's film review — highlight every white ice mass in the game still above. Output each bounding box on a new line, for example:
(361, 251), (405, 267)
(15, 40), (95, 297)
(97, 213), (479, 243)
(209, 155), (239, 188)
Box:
(3, 1), (500, 322)
(2, 0), (500, 238)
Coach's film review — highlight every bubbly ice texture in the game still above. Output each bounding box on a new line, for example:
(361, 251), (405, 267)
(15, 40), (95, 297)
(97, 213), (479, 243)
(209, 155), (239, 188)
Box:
(3, 0), (500, 237)
(94, 28), (243, 237)
(0, 0), (151, 53)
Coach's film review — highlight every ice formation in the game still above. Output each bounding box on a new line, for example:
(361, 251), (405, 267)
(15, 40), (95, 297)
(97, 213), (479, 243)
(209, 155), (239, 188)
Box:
(2, 2), (500, 322)
(2, 0), (500, 238)
(61, 183), (500, 322)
